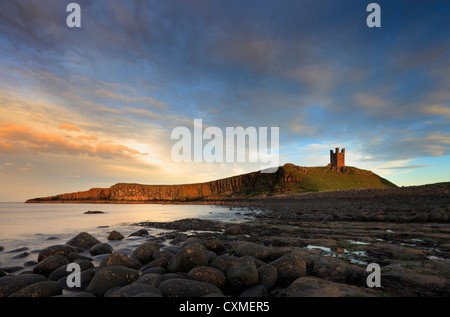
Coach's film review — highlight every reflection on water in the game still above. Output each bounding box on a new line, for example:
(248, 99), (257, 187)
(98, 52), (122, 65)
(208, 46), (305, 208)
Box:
(0, 202), (253, 270)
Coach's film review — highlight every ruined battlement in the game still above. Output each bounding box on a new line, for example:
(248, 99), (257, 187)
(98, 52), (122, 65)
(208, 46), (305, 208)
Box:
(329, 147), (345, 169)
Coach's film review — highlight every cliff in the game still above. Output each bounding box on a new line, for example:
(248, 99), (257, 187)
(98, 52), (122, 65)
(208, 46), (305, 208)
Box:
(25, 164), (397, 203)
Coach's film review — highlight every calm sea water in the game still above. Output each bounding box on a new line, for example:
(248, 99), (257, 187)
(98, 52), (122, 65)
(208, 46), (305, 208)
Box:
(0, 203), (253, 270)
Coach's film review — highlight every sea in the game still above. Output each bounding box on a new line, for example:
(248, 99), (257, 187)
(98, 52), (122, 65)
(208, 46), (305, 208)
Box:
(0, 202), (254, 270)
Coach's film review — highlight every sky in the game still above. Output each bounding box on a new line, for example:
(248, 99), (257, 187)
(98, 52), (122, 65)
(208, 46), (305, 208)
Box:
(0, 0), (449, 202)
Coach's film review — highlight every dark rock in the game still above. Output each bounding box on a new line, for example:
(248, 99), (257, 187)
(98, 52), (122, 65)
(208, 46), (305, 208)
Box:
(312, 258), (366, 285)
(131, 241), (160, 264)
(106, 284), (162, 297)
(8, 281), (63, 297)
(24, 261), (38, 267)
(58, 292), (96, 297)
(90, 243), (114, 256)
(11, 252), (29, 259)
(48, 259), (94, 281)
(0, 274), (47, 297)
(0, 266), (24, 273)
(225, 225), (242, 235)
(107, 230), (125, 240)
(159, 278), (223, 297)
(210, 254), (240, 273)
(187, 266), (226, 289)
(141, 267), (166, 275)
(152, 250), (173, 260)
(5, 247), (29, 253)
(226, 256), (259, 291)
(135, 273), (164, 288)
(85, 266), (140, 297)
(239, 284), (268, 297)
(278, 276), (377, 297)
(37, 244), (76, 262)
(129, 229), (149, 237)
(235, 242), (271, 261)
(257, 264), (278, 291)
(84, 210), (104, 214)
(133, 292), (163, 297)
(204, 239), (225, 252)
(167, 244), (208, 273)
(99, 252), (141, 269)
(66, 252), (93, 262)
(33, 255), (69, 277)
(270, 253), (307, 286)
(141, 257), (169, 271)
(66, 232), (102, 250)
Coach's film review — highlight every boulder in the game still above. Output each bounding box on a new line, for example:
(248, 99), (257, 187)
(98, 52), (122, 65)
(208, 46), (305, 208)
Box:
(235, 242), (271, 261)
(158, 278), (223, 297)
(90, 243), (114, 256)
(167, 244), (208, 273)
(187, 266), (226, 289)
(106, 284), (162, 297)
(226, 256), (259, 291)
(37, 244), (76, 262)
(99, 252), (141, 269)
(8, 281), (63, 297)
(0, 274), (47, 297)
(66, 232), (101, 250)
(135, 273), (164, 288)
(33, 255), (69, 277)
(257, 264), (278, 291)
(278, 276), (377, 297)
(270, 253), (307, 286)
(85, 266), (139, 297)
(131, 241), (160, 264)
(107, 230), (125, 240)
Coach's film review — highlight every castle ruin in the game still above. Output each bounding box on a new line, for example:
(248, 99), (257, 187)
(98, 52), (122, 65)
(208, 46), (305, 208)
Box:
(329, 148), (345, 170)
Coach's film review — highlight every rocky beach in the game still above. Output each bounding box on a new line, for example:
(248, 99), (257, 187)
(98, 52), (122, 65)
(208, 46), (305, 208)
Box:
(1, 182), (449, 298)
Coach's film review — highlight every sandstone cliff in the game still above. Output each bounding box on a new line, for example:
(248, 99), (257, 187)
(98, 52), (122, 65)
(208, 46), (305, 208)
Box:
(25, 164), (397, 203)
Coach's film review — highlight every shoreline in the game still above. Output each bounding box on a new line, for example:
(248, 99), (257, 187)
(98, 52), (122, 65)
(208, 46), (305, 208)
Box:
(2, 183), (449, 297)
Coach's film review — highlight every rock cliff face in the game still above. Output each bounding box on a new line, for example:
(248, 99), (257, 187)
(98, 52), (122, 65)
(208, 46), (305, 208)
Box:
(25, 164), (397, 203)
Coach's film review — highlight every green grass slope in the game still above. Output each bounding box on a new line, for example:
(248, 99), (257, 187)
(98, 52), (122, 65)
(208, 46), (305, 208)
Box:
(269, 164), (398, 195)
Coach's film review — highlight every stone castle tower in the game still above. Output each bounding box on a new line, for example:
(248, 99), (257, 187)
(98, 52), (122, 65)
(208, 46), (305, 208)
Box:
(329, 147), (345, 169)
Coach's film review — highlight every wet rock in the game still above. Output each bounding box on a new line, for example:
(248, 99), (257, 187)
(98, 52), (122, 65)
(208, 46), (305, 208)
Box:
(152, 250), (173, 260)
(141, 267), (166, 275)
(135, 273), (164, 288)
(106, 283), (162, 297)
(210, 254), (240, 273)
(90, 243), (114, 256)
(225, 225), (242, 235)
(129, 229), (149, 237)
(11, 252), (29, 259)
(107, 230), (125, 240)
(66, 232), (102, 250)
(99, 252), (141, 269)
(141, 257), (169, 270)
(257, 264), (278, 291)
(9, 281), (63, 297)
(158, 278), (223, 297)
(278, 276), (377, 297)
(85, 266), (140, 297)
(204, 239), (225, 252)
(131, 241), (160, 264)
(5, 247), (29, 253)
(239, 284), (268, 297)
(167, 244), (209, 273)
(0, 266), (24, 273)
(235, 242), (271, 261)
(33, 255), (69, 277)
(0, 274), (47, 297)
(226, 256), (259, 291)
(84, 210), (104, 214)
(66, 252), (93, 262)
(48, 259), (94, 281)
(270, 253), (307, 286)
(187, 266), (226, 289)
(311, 258), (366, 285)
(37, 244), (77, 262)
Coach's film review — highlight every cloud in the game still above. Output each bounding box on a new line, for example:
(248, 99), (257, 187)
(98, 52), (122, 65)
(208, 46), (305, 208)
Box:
(0, 122), (149, 159)
(59, 123), (81, 132)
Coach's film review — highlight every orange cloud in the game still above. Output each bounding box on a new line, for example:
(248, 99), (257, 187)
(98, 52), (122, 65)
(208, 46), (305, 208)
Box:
(0, 122), (148, 159)
(59, 123), (81, 132)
